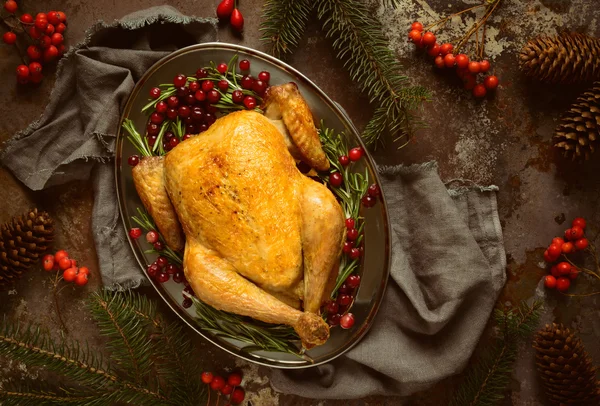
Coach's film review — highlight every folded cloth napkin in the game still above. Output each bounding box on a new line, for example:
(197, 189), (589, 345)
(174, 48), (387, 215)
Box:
(271, 162), (506, 398)
(0, 6), (217, 289)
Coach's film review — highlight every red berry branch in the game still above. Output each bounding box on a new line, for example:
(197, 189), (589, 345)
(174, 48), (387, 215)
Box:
(216, 0), (244, 32)
(408, 0), (502, 99)
(542, 217), (600, 296)
(201, 370), (246, 405)
(1, 1), (68, 84)
(42, 249), (91, 333)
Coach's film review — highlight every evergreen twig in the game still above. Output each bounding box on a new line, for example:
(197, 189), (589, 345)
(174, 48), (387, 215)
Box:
(314, 0), (429, 147)
(260, 0), (313, 59)
(0, 291), (206, 405)
(449, 300), (543, 406)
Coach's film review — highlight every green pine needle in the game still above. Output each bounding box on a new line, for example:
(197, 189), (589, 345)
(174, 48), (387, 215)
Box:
(314, 0), (429, 148)
(449, 300), (543, 406)
(260, 0), (314, 59)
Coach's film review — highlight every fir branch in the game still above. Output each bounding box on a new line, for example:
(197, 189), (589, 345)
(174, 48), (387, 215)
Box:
(260, 0), (313, 59)
(0, 317), (116, 388)
(449, 300), (543, 406)
(88, 290), (155, 385)
(0, 387), (101, 406)
(315, 0), (429, 147)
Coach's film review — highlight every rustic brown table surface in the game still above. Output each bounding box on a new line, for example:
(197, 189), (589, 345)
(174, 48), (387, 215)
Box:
(1, 1), (599, 405)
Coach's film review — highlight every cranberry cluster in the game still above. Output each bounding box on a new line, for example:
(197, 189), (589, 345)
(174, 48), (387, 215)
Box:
(201, 370), (246, 405)
(543, 217), (588, 292)
(127, 59), (269, 161)
(408, 22), (499, 98)
(42, 249), (90, 286)
(216, 0), (244, 32)
(325, 274), (361, 329)
(2, 2), (67, 84)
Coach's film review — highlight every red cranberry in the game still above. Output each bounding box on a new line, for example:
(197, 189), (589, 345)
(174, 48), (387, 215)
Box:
(221, 384), (233, 395)
(231, 388), (245, 404)
(252, 79), (268, 95)
(217, 62), (228, 74)
(157, 271), (169, 283)
(155, 100), (167, 114)
(168, 137), (180, 149)
(339, 155), (350, 166)
(346, 275), (361, 288)
(243, 96), (256, 109)
(167, 96), (179, 108)
(194, 90), (206, 102)
(207, 90), (221, 104)
(347, 228), (358, 240)
(195, 68), (208, 79)
(146, 230), (159, 244)
(210, 376), (225, 391)
(239, 59), (250, 70)
(199, 124), (208, 133)
(340, 313), (355, 329)
(166, 108), (178, 120)
(218, 79), (229, 91)
(328, 313), (341, 326)
(185, 93), (196, 105)
(185, 123), (197, 134)
(191, 107), (204, 122)
(150, 112), (164, 124)
(182, 297), (193, 308)
(129, 227), (142, 239)
(189, 80), (200, 93)
(128, 155), (140, 167)
(362, 195), (376, 207)
(183, 286), (195, 297)
(149, 87), (161, 99)
(204, 112), (216, 125)
(164, 131), (174, 140)
(147, 122), (159, 136)
(258, 71), (271, 83)
(156, 256), (169, 268)
(147, 264), (159, 278)
(338, 283), (351, 294)
(153, 240), (164, 250)
(206, 104), (218, 114)
(182, 134), (192, 141)
(345, 218), (355, 229)
(349, 248), (361, 259)
(201, 80), (214, 92)
(337, 294), (352, 306)
(173, 74), (187, 87)
(329, 172), (343, 187)
(232, 90), (244, 103)
(348, 147), (363, 161)
(368, 184), (381, 197)
(166, 264), (178, 275)
(326, 301), (339, 314)
(241, 75), (254, 89)
(178, 105), (191, 118)
(228, 373), (242, 387)
(173, 271), (185, 283)
(176, 86), (188, 98)
(342, 241), (354, 253)
(147, 134), (158, 147)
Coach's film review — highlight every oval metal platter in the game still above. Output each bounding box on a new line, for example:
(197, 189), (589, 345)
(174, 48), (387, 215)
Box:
(115, 42), (391, 368)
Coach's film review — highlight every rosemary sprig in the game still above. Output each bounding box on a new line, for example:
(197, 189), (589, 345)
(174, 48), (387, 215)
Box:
(317, 123), (369, 297)
(190, 296), (303, 357)
(122, 118), (152, 157)
(131, 208), (182, 265)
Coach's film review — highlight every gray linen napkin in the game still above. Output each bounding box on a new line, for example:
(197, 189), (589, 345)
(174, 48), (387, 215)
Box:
(271, 162), (506, 398)
(0, 6), (217, 289)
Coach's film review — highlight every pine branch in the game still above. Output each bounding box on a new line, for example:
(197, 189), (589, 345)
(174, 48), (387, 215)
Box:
(315, 0), (429, 147)
(0, 387), (102, 406)
(88, 290), (155, 384)
(152, 321), (205, 404)
(260, 0), (313, 59)
(449, 300), (543, 406)
(0, 317), (116, 388)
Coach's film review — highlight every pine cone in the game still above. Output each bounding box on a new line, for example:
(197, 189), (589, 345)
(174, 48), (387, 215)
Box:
(554, 82), (600, 160)
(519, 33), (600, 84)
(0, 209), (54, 289)
(533, 323), (600, 405)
